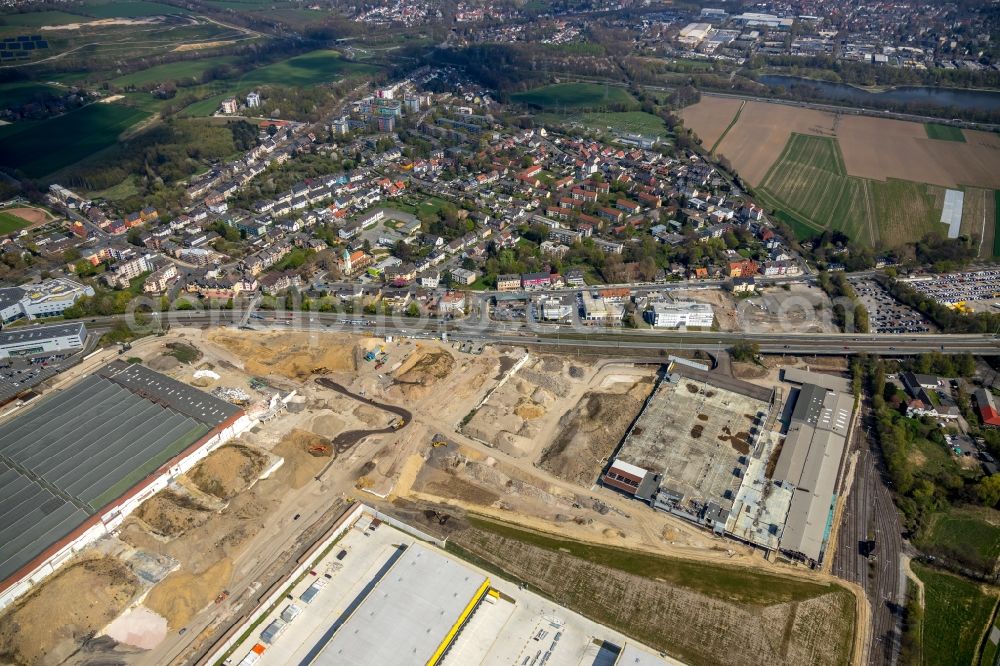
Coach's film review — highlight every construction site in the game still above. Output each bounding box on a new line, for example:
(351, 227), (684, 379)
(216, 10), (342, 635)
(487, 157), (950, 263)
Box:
(0, 328), (863, 666)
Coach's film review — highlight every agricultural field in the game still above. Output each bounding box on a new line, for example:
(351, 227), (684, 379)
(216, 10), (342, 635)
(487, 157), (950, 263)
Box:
(511, 82), (637, 111)
(0, 10), (90, 27)
(0, 103), (148, 178)
(917, 506), (1000, 576)
(756, 132), (958, 246)
(681, 96), (1000, 249)
(913, 562), (998, 666)
(754, 134), (870, 242)
(925, 123), (966, 142)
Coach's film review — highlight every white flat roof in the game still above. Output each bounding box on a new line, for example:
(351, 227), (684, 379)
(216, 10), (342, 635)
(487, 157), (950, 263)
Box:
(309, 544), (487, 666)
(941, 189), (964, 239)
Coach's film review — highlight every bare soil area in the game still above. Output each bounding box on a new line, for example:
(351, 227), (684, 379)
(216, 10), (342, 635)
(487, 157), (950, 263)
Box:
(271, 428), (332, 489)
(0, 556), (140, 666)
(837, 117), (1000, 189)
(143, 558), (233, 630)
(188, 444), (269, 499)
(134, 490), (212, 537)
(205, 329), (358, 380)
(4, 207), (51, 226)
(708, 100), (838, 186)
(735, 284), (837, 334)
(540, 379), (654, 485)
(678, 96), (743, 149)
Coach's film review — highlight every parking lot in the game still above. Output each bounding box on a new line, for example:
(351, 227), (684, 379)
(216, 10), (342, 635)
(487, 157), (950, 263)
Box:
(0, 348), (88, 404)
(850, 278), (933, 334)
(900, 269), (1000, 312)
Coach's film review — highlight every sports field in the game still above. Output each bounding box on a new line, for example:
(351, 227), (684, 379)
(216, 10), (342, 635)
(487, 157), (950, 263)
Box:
(0, 103), (149, 178)
(512, 83), (637, 111)
(925, 123), (966, 142)
(0, 212), (31, 235)
(755, 133), (948, 246)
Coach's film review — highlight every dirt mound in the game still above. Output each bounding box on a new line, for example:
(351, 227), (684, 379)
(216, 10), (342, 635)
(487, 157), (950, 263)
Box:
(147, 355), (180, 372)
(540, 381), (654, 485)
(397, 348), (455, 383)
(188, 444), (268, 499)
(0, 556), (139, 665)
(514, 400), (545, 420)
(144, 558), (232, 630)
(134, 490), (212, 537)
(272, 429), (332, 488)
(206, 330), (357, 380)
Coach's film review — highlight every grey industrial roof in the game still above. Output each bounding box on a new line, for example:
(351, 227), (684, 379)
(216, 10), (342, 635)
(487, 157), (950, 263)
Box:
(100, 360), (240, 427)
(0, 287), (25, 311)
(781, 368), (850, 394)
(0, 321), (85, 347)
(0, 370), (215, 585)
(311, 544), (487, 666)
(777, 383), (852, 561)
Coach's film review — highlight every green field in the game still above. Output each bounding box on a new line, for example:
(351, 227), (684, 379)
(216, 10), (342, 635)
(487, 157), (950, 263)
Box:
(756, 133), (947, 246)
(919, 507), (1000, 575)
(0, 103), (149, 178)
(240, 50), (379, 87)
(177, 50), (381, 117)
(79, 0), (191, 17)
(0, 212), (31, 234)
(574, 111), (667, 136)
(914, 563), (997, 666)
(925, 123), (966, 142)
(111, 55), (241, 87)
(0, 10), (89, 27)
(0, 82), (62, 110)
(511, 83), (637, 111)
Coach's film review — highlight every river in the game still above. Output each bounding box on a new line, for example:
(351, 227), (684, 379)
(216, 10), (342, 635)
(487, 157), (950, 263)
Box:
(758, 74), (1000, 113)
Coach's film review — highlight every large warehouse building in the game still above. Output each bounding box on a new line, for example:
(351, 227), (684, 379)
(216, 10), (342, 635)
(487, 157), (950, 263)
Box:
(308, 544), (491, 666)
(0, 360), (252, 610)
(773, 374), (853, 563)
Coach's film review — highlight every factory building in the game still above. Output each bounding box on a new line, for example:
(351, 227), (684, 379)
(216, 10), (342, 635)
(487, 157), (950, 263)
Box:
(0, 321), (86, 359)
(0, 360), (252, 611)
(773, 379), (853, 563)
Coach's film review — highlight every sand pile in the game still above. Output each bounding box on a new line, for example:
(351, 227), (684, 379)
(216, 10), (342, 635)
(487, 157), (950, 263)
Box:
(188, 444), (269, 499)
(0, 556), (140, 665)
(514, 400), (545, 420)
(391, 347), (455, 399)
(272, 429), (331, 488)
(134, 490), (212, 537)
(144, 558), (233, 630)
(206, 330), (357, 379)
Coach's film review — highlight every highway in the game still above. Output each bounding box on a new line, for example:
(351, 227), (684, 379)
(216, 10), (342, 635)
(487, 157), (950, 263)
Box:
(84, 308), (1000, 356)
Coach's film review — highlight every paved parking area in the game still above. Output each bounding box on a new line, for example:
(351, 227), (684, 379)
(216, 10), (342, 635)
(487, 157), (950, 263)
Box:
(850, 278), (933, 334)
(900, 269), (1000, 312)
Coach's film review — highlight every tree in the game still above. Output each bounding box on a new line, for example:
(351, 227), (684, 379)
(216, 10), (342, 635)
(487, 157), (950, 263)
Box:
(976, 474), (1000, 507)
(730, 340), (760, 363)
(405, 302), (420, 318)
